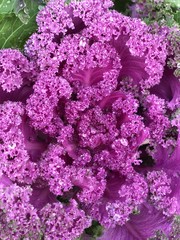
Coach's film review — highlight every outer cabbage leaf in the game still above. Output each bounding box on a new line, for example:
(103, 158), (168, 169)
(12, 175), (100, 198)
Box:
(0, 0), (44, 49)
(166, 0), (180, 8)
(0, 0), (18, 14)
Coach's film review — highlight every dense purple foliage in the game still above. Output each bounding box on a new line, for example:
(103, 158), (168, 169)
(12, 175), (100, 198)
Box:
(0, 0), (179, 239)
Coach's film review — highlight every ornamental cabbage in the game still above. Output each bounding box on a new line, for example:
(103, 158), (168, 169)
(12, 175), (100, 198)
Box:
(0, 0), (179, 239)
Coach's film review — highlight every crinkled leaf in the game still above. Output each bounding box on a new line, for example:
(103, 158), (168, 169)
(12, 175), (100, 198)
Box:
(0, 0), (44, 49)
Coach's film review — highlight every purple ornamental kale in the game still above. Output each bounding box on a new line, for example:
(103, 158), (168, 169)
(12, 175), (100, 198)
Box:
(0, 49), (35, 103)
(0, 101), (45, 184)
(0, 175), (91, 240)
(0, 49), (30, 92)
(0, 0), (179, 239)
(0, 175), (42, 239)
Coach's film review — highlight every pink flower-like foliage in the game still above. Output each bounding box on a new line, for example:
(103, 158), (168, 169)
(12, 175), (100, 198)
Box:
(0, 0), (179, 239)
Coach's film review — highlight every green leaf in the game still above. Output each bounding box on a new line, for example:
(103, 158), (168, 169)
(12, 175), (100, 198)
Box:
(0, 0), (32, 23)
(113, 0), (133, 15)
(0, 0), (16, 14)
(174, 11), (180, 25)
(0, 0), (44, 49)
(14, 0), (31, 24)
(166, 0), (180, 8)
(85, 221), (103, 238)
